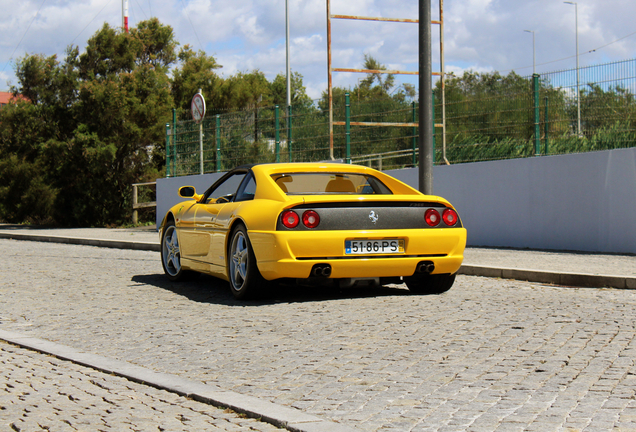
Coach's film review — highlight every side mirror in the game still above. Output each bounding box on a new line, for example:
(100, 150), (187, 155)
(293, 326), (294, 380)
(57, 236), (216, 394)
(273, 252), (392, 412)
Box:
(179, 186), (196, 198)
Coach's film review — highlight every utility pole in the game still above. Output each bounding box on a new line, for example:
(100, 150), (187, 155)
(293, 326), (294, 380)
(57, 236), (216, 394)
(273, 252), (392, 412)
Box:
(419, 0), (433, 194)
(285, 0), (291, 108)
(286, 0), (293, 162)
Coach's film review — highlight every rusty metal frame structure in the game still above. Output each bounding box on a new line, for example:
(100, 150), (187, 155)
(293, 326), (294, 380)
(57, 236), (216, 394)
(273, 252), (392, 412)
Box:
(327, 0), (446, 163)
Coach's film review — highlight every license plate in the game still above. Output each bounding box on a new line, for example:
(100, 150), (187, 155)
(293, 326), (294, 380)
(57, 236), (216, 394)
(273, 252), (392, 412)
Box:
(345, 239), (405, 255)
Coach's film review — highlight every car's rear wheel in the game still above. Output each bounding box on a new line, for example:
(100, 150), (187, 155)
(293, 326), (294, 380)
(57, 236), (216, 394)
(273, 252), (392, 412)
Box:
(228, 224), (266, 299)
(405, 273), (456, 295)
(161, 221), (186, 281)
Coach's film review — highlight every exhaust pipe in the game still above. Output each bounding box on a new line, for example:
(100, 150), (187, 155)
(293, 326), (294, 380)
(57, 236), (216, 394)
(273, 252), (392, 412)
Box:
(311, 264), (332, 278)
(416, 261), (435, 274)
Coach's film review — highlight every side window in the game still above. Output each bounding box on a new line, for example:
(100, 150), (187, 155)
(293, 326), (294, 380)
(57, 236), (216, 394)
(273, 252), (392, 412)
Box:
(206, 173), (246, 203)
(235, 174), (256, 202)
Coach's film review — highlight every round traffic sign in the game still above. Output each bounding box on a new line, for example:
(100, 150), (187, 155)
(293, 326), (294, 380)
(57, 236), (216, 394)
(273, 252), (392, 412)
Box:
(191, 93), (206, 124)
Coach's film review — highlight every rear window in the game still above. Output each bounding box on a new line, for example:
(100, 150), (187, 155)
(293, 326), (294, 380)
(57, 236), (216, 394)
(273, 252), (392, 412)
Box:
(271, 173), (393, 195)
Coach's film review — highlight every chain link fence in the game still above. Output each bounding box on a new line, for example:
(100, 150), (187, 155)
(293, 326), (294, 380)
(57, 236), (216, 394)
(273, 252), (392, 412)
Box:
(166, 58), (636, 176)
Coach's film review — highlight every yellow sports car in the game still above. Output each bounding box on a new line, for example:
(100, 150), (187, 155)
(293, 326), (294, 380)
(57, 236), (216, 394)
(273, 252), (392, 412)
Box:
(159, 163), (466, 299)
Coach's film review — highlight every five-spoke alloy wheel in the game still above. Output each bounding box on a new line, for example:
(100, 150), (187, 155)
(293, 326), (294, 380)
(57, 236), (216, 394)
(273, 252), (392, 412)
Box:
(228, 224), (266, 299)
(161, 221), (185, 281)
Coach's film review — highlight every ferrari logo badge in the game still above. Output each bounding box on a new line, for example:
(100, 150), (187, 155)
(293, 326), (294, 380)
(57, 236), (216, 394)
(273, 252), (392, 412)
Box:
(369, 210), (378, 224)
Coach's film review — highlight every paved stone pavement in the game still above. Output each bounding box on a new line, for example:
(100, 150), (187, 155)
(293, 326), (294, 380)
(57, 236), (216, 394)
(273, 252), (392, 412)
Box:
(463, 247), (636, 277)
(1, 224), (635, 278)
(3, 238), (636, 431)
(1, 341), (282, 432)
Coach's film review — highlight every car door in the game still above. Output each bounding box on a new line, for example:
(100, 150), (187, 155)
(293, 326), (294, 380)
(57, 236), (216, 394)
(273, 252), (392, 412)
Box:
(177, 200), (210, 260)
(207, 173), (256, 269)
(195, 172), (248, 269)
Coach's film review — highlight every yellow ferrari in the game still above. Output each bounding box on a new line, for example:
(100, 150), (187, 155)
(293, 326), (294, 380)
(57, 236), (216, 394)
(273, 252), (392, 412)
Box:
(159, 163), (466, 299)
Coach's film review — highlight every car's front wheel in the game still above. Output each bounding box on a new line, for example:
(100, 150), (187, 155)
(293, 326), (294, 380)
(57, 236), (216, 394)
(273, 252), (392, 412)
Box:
(405, 273), (456, 295)
(228, 224), (267, 299)
(161, 221), (185, 281)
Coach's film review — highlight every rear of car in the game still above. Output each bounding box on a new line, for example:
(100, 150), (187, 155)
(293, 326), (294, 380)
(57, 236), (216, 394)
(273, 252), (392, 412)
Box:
(248, 165), (466, 285)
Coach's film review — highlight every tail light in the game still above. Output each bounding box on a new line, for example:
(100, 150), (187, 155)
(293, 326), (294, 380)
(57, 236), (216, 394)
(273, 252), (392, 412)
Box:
(443, 208), (459, 226)
(302, 210), (320, 228)
(425, 209), (440, 227)
(281, 210), (299, 228)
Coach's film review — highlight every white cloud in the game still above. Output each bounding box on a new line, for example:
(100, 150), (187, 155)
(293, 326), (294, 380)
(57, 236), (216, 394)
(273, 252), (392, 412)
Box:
(1, 0), (636, 99)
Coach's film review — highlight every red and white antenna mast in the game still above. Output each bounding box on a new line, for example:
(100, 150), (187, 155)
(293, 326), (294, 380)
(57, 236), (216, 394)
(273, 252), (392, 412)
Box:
(122, 0), (129, 33)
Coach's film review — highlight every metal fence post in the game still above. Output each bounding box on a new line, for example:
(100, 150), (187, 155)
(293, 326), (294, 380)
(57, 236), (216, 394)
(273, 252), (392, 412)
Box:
(287, 105), (293, 162)
(172, 108), (177, 177)
(165, 124), (171, 177)
(533, 74), (540, 156)
(215, 115), (221, 172)
(544, 96), (549, 155)
(432, 93), (436, 165)
(199, 118), (204, 175)
(345, 93), (351, 163)
(412, 101), (417, 166)
(275, 105), (280, 163)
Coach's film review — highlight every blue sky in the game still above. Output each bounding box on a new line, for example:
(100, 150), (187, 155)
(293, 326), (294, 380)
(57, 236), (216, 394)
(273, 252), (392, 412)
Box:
(1, 0), (635, 100)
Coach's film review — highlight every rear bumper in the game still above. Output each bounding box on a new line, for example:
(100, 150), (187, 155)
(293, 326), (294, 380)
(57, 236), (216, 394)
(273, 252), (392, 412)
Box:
(249, 228), (466, 280)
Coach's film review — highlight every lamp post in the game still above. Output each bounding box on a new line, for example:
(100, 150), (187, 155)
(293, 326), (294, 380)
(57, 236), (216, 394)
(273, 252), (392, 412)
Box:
(285, 0), (291, 108)
(523, 30), (535, 75)
(564, 1), (581, 136)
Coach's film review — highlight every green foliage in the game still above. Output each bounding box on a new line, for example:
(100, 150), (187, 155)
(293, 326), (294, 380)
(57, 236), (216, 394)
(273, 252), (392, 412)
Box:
(0, 19), (176, 226)
(217, 71), (272, 110)
(0, 155), (56, 224)
(131, 18), (178, 70)
(442, 134), (534, 164)
(359, 53), (395, 93)
(579, 84), (636, 133)
(439, 71), (538, 143)
(5, 21), (635, 225)
(171, 45), (221, 111)
(171, 60), (636, 173)
(270, 71), (312, 108)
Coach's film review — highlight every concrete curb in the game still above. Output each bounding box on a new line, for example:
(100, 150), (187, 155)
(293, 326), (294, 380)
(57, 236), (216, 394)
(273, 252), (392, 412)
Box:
(459, 265), (636, 290)
(2, 231), (634, 290)
(0, 329), (360, 432)
(0, 231), (160, 252)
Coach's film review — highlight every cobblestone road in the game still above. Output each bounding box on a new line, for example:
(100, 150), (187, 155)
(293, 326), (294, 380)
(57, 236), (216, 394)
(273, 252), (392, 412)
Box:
(3, 238), (636, 431)
(1, 342), (281, 431)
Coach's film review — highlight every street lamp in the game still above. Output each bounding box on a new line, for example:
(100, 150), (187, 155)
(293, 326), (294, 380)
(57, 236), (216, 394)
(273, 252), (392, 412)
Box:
(523, 30), (536, 75)
(564, 1), (581, 136)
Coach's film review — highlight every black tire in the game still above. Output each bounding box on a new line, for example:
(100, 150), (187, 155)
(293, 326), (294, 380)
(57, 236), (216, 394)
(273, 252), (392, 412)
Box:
(405, 273), (456, 295)
(161, 221), (186, 281)
(227, 224), (267, 300)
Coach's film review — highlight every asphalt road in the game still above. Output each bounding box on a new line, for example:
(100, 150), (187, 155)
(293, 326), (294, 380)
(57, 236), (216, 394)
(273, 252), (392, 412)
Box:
(3, 238), (636, 431)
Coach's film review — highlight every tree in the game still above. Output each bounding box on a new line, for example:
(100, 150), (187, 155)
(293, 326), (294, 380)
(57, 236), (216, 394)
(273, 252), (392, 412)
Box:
(0, 19), (177, 226)
(360, 53), (394, 91)
(216, 71), (272, 110)
(171, 45), (222, 111)
(318, 54), (415, 110)
(580, 84), (636, 132)
(270, 71), (313, 108)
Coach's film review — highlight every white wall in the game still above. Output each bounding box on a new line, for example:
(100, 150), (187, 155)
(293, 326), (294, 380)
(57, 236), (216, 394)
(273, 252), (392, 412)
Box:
(157, 148), (636, 254)
(156, 172), (224, 226)
(387, 147), (636, 254)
